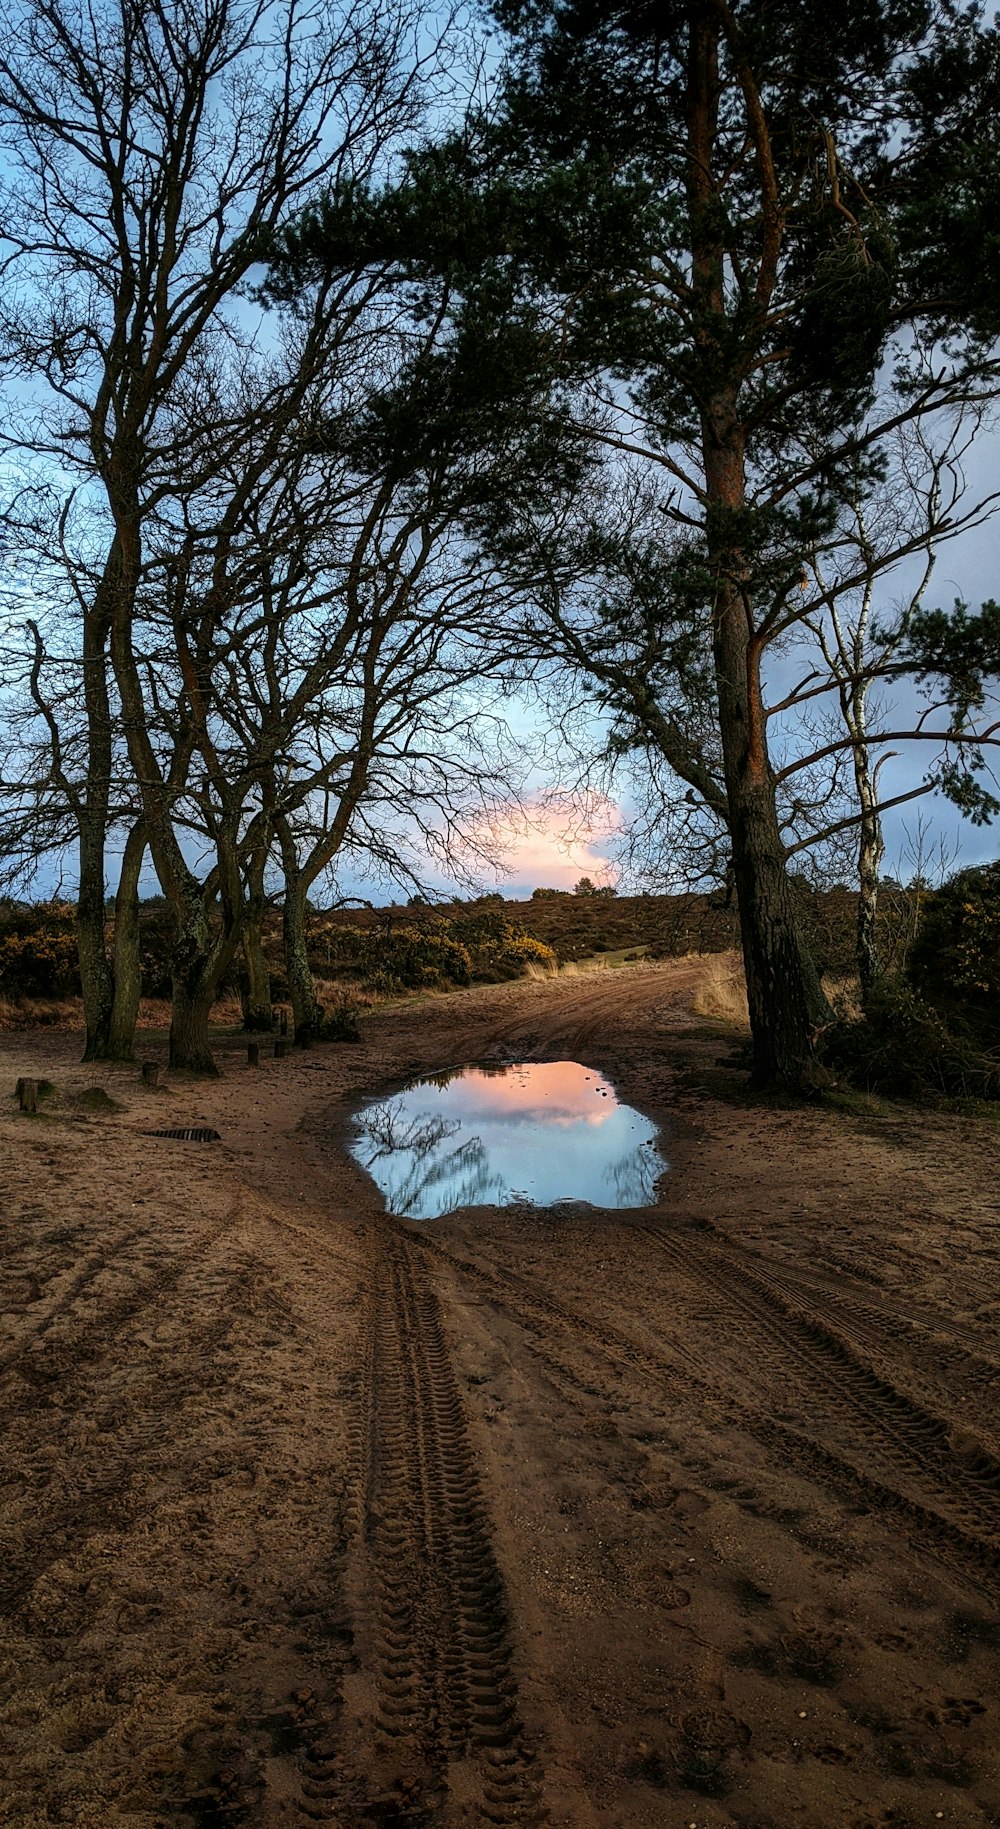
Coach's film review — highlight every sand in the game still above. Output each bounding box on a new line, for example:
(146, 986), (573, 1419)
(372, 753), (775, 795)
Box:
(1, 957), (999, 1827)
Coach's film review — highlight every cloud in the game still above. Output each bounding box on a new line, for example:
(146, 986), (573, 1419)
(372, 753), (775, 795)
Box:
(466, 793), (623, 895)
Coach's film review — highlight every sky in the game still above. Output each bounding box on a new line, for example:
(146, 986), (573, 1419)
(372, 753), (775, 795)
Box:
(2, 0), (999, 909)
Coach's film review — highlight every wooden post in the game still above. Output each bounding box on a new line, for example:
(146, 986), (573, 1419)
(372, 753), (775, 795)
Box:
(247, 1042), (260, 1067)
(141, 1061), (159, 1087)
(274, 1038), (286, 1060)
(17, 1078), (37, 1114)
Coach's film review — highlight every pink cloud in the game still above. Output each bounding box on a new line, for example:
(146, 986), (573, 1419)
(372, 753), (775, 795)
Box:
(447, 1062), (617, 1126)
(468, 794), (622, 894)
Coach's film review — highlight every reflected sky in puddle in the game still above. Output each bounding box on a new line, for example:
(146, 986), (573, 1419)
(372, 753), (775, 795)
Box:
(350, 1060), (668, 1220)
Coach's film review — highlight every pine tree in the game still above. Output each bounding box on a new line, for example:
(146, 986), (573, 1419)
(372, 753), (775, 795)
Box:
(270, 0), (1000, 1087)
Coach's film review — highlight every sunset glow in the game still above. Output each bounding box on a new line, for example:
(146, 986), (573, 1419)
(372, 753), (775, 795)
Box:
(440, 1062), (617, 1127)
(463, 795), (623, 895)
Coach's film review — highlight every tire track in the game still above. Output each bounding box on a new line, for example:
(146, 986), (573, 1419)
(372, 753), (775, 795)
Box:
(406, 1226), (1000, 1599)
(298, 1234), (545, 1825)
(0, 1222), (151, 1378)
(640, 1226), (1000, 1526)
(736, 1254), (1000, 1399)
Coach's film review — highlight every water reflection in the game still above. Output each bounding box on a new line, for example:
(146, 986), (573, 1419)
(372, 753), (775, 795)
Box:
(350, 1060), (668, 1220)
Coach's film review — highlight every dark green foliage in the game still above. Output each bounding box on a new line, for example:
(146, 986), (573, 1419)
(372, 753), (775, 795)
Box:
(316, 924), (473, 993)
(0, 903), (79, 997)
(445, 905), (557, 978)
(316, 998), (362, 1043)
(894, 11), (1000, 343)
(908, 861), (1000, 1047)
(307, 910), (557, 990)
(824, 979), (1000, 1101)
(903, 599), (1000, 721)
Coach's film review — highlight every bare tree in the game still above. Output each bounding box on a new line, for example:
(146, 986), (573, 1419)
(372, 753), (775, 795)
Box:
(495, 426), (1000, 992)
(772, 418), (1000, 991)
(0, 0), (432, 1061)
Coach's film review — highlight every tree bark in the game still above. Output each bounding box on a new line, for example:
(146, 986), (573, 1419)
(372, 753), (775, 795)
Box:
(104, 819), (146, 1060)
(856, 750), (885, 1000)
(78, 827), (114, 1062)
(169, 975), (219, 1076)
(78, 556), (118, 1061)
(241, 847), (274, 1030)
(688, 18), (830, 1090)
(281, 870), (324, 1048)
(709, 541), (832, 1088)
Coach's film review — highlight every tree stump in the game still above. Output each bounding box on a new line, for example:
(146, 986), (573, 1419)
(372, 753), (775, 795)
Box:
(17, 1078), (37, 1114)
(274, 1038), (286, 1059)
(141, 1061), (160, 1087)
(247, 1042), (260, 1067)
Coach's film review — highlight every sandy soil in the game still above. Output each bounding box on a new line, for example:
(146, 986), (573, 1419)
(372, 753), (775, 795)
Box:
(2, 957), (1000, 1829)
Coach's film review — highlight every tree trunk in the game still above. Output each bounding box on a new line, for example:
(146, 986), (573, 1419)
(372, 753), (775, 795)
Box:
(78, 829), (114, 1062)
(169, 975), (219, 1076)
(685, 21), (830, 1091)
(104, 819), (146, 1060)
(856, 754), (885, 1000)
(78, 568), (117, 1061)
(705, 437), (831, 1089)
(242, 848), (274, 1031)
(712, 592), (831, 1086)
(167, 890), (241, 1074)
(281, 875), (324, 1047)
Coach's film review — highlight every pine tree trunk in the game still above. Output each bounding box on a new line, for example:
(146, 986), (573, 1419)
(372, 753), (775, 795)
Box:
(105, 820), (146, 1060)
(686, 23), (830, 1090)
(726, 761), (831, 1085)
(705, 428), (830, 1088)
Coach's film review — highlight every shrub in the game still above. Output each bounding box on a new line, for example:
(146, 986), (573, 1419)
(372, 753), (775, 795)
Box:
(531, 885), (564, 899)
(312, 924), (472, 992)
(318, 997), (362, 1042)
(448, 907), (556, 980)
(482, 931), (557, 979)
(823, 979), (1000, 1102)
(0, 924), (80, 997)
(907, 861), (1000, 1047)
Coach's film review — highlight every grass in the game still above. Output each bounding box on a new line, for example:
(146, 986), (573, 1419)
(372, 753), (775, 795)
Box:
(691, 951), (750, 1028)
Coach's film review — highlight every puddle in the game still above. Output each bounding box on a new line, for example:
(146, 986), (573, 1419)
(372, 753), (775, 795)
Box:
(349, 1059), (667, 1220)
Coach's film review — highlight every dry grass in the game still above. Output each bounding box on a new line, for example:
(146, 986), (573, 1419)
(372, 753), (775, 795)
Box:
(823, 975), (863, 1022)
(313, 976), (380, 1012)
(690, 950), (750, 1028)
(0, 995), (81, 1029)
(524, 957), (563, 980)
(2, 993), (253, 1033)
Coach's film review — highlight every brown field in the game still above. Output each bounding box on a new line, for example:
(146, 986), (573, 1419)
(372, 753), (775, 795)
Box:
(2, 955), (999, 1827)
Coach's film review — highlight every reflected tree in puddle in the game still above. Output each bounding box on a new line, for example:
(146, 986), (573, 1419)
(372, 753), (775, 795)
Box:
(354, 1098), (505, 1217)
(603, 1145), (658, 1207)
(350, 1062), (668, 1221)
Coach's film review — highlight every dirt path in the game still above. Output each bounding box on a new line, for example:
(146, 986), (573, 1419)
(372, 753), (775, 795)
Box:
(2, 960), (999, 1827)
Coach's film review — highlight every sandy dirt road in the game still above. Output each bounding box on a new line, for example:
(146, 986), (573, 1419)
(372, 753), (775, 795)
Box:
(1, 959), (999, 1827)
